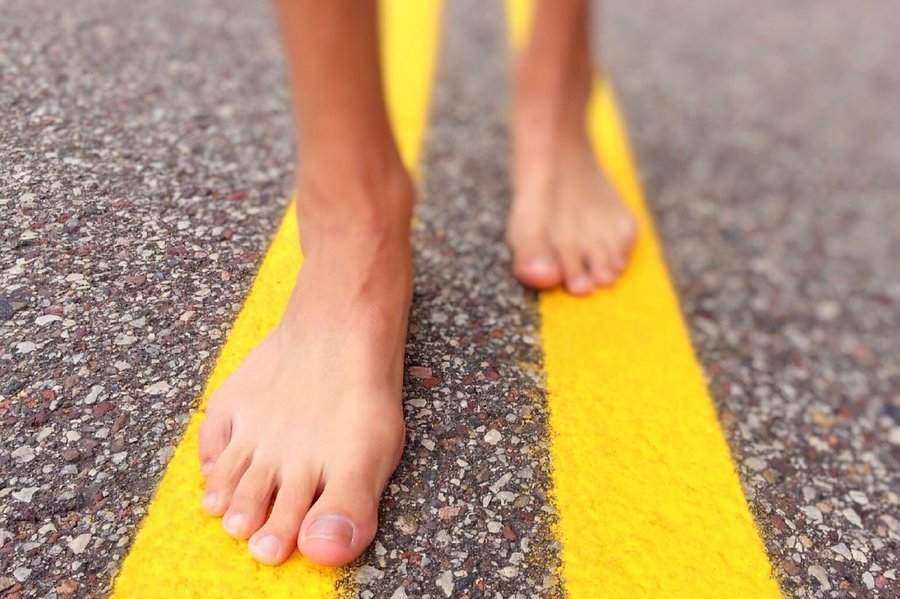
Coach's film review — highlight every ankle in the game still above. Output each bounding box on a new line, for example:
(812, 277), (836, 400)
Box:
(295, 153), (413, 252)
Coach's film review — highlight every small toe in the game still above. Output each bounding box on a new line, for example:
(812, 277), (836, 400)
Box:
(558, 245), (595, 296)
(198, 408), (232, 475)
(222, 460), (277, 540)
(589, 250), (616, 287)
(248, 472), (317, 565)
(202, 442), (251, 516)
(298, 471), (380, 567)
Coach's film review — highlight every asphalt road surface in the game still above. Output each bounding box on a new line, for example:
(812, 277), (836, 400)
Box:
(1, 0), (897, 597)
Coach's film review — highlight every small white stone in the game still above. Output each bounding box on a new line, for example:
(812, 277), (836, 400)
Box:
(483, 429), (502, 445)
(354, 565), (383, 585)
(829, 543), (851, 560)
(848, 490), (869, 505)
(114, 333), (138, 346)
(800, 505), (823, 524)
(843, 508), (862, 528)
(111, 452), (128, 464)
(808, 565), (831, 591)
(12, 446), (35, 463)
(487, 521), (502, 533)
(145, 381), (170, 396)
(862, 572), (875, 590)
(389, 587), (408, 599)
(35, 314), (62, 326)
(67, 533), (91, 555)
(436, 570), (454, 597)
(66, 430), (81, 442)
(499, 566), (519, 580)
(421, 439), (435, 451)
(84, 385), (104, 404)
(12, 487), (39, 502)
(15, 341), (37, 354)
(744, 457), (766, 472)
(13, 567), (31, 582)
(889, 427), (900, 446)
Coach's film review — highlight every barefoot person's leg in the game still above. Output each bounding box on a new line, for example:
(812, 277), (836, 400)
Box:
(198, 0), (412, 567)
(507, 0), (637, 295)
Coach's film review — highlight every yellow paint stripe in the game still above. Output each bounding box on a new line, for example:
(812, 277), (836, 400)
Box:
(112, 2), (440, 596)
(506, 1), (781, 597)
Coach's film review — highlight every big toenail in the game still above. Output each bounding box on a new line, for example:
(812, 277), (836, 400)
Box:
(201, 461), (213, 476)
(303, 515), (355, 547)
(250, 534), (280, 562)
(526, 256), (554, 274)
(202, 492), (218, 512)
(223, 513), (245, 535)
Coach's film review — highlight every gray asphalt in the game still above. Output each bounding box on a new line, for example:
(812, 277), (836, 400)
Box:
(605, 0), (899, 596)
(1, 0), (898, 598)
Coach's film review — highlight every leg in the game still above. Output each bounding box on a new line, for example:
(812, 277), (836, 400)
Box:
(507, 0), (637, 295)
(198, 0), (411, 567)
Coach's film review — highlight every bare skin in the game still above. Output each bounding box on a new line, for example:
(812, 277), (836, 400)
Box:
(508, 0), (637, 295)
(199, 0), (412, 567)
(198, 0), (636, 568)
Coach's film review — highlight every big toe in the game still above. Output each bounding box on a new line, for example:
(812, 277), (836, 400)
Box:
(510, 233), (563, 289)
(298, 472), (381, 567)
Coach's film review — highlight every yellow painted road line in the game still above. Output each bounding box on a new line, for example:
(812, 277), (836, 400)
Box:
(506, 1), (781, 597)
(112, 2), (440, 596)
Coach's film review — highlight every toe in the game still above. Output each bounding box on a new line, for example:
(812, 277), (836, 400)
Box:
(298, 470), (381, 567)
(248, 472), (317, 565)
(588, 244), (617, 287)
(198, 407), (232, 475)
(221, 460), (277, 540)
(513, 253), (563, 289)
(557, 244), (595, 296)
(202, 442), (251, 516)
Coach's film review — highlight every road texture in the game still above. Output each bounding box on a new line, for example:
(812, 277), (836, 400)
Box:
(1, 0), (898, 597)
(604, 0), (899, 596)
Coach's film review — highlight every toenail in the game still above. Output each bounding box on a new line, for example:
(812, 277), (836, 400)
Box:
(525, 256), (555, 274)
(249, 533), (281, 562)
(202, 492), (218, 512)
(303, 515), (355, 547)
(201, 461), (213, 476)
(223, 513), (245, 535)
(568, 276), (593, 294)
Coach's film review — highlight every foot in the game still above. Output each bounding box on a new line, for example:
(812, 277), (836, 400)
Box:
(507, 57), (637, 296)
(198, 166), (413, 567)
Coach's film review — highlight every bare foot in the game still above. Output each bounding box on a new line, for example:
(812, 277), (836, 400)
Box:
(507, 137), (637, 295)
(507, 36), (637, 296)
(198, 167), (413, 567)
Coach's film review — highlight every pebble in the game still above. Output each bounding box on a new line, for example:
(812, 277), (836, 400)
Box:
(436, 571), (454, 597)
(145, 381), (171, 395)
(67, 533), (91, 555)
(35, 314), (62, 326)
(15, 341), (37, 354)
(12, 487), (39, 502)
(499, 566), (519, 579)
(389, 587), (407, 599)
(12, 445), (35, 463)
(483, 429), (502, 445)
(13, 567), (31, 583)
(862, 572), (875, 590)
(848, 490), (868, 505)
(843, 508), (862, 528)
(808, 565), (831, 591)
(354, 566), (384, 585)
(744, 456), (767, 472)
(84, 385), (104, 404)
